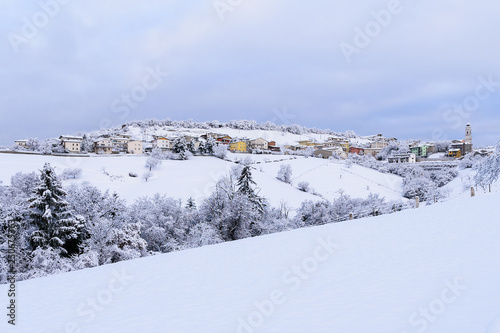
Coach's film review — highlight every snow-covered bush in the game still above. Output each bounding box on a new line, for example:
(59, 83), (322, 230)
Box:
(145, 156), (161, 171)
(277, 164), (293, 184)
(402, 176), (437, 201)
(142, 171), (153, 182)
(297, 181), (310, 192)
(61, 168), (82, 180)
(474, 141), (500, 189)
(214, 144), (228, 159)
(10, 171), (39, 196)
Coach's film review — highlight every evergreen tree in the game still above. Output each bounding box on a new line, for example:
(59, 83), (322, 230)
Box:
(237, 166), (256, 196)
(198, 141), (206, 155)
(237, 166), (264, 213)
(205, 137), (216, 155)
(187, 140), (196, 154)
(186, 197), (197, 210)
(28, 163), (83, 256)
(173, 137), (187, 154)
(173, 137), (189, 160)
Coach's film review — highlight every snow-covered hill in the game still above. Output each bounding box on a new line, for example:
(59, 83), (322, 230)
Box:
(2, 192), (500, 333)
(0, 152), (405, 209)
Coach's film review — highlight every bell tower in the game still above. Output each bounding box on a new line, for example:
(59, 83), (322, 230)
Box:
(465, 123), (472, 144)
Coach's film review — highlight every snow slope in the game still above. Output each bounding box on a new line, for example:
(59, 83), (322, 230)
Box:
(2, 193), (500, 333)
(0, 153), (404, 209)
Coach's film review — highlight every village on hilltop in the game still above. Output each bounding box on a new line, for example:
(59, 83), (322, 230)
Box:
(11, 123), (483, 163)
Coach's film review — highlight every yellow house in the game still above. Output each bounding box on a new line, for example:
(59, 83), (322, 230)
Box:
(448, 149), (462, 158)
(230, 141), (247, 153)
(298, 140), (315, 146)
(340, 141), (350, 152)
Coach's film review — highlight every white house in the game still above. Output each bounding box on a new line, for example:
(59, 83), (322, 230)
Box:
(59, 135), (83, 153)
(14, 140), (28, 148)
(153, 136), (173, 150)
(127, 140), (144, 155)
(94, 138), (114, 154)
(250, 137), (269, 150)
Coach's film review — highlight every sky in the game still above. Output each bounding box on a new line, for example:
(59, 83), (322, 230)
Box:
(1, 0), (500, 147)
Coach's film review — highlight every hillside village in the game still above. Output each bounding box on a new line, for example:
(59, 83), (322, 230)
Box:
(10, 122), (489, 163)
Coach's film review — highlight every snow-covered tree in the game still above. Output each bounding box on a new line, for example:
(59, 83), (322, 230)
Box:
(61, 168), (82, 180)
(402, 176), (437, 201)
(297, 181), (310, 192)
(475, 140), (500, 188)
(28, 163), (83, 256)
(186, 197), (197, 210)
(130, 195), (185, 253)
(214, 144), (228, 159)
(187, 140), (197, 154)
(277, 164), (293, 184)
(142, 171), (153, 182)
(26, 138), (40, 151)
(10, 172), (39, 196)
(145, 156), (161, 171)
(173, 137), (188, 159)
(204, 137), (216, 155)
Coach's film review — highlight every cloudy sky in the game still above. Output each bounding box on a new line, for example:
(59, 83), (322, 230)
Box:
(1, 0), (500, 146)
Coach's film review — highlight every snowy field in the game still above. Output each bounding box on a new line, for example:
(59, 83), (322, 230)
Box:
(0, 152), (405, 209)
(2, 192), (500, 333)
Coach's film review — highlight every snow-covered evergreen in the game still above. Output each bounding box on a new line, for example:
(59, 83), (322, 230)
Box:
(27, 163), (83, 256)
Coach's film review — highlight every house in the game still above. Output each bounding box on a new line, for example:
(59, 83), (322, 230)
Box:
(153, 136), (173, 150)
(216, 135), (232, 145)
(230, 141), (247, 153)
(94, 138), (114, 154)
(127, 140), (143, 155)
(284, 145), (306, 152)
(14, 140), (28, 148)
(298, 140), (315, 147)
(250, 138), (269, 150)
(314, 148), (334, 159)
(314, 147), (346, 159)
(59, 135), (83, 153)
(268, 141), (281, 152)
(110, 136), (130, 152)
(448, 148), (462, 158)
(349, 147), (365, 155)
(340, 141), (350, 152)
(410, 145), (431, 158)
(363, 147), (382, 157)
(388, 152), (416, 163)
(201, 132), (220, 140)
(371, 141), (388, 149)
(449, 141), (472, 157)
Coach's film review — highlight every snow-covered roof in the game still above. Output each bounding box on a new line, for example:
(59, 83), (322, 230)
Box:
(60, 135), (83, 140)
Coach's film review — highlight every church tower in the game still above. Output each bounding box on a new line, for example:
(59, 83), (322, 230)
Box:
(465, 123), (472, 144)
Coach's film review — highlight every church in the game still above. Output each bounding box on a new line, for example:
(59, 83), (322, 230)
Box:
(448, 123), (473, 158)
